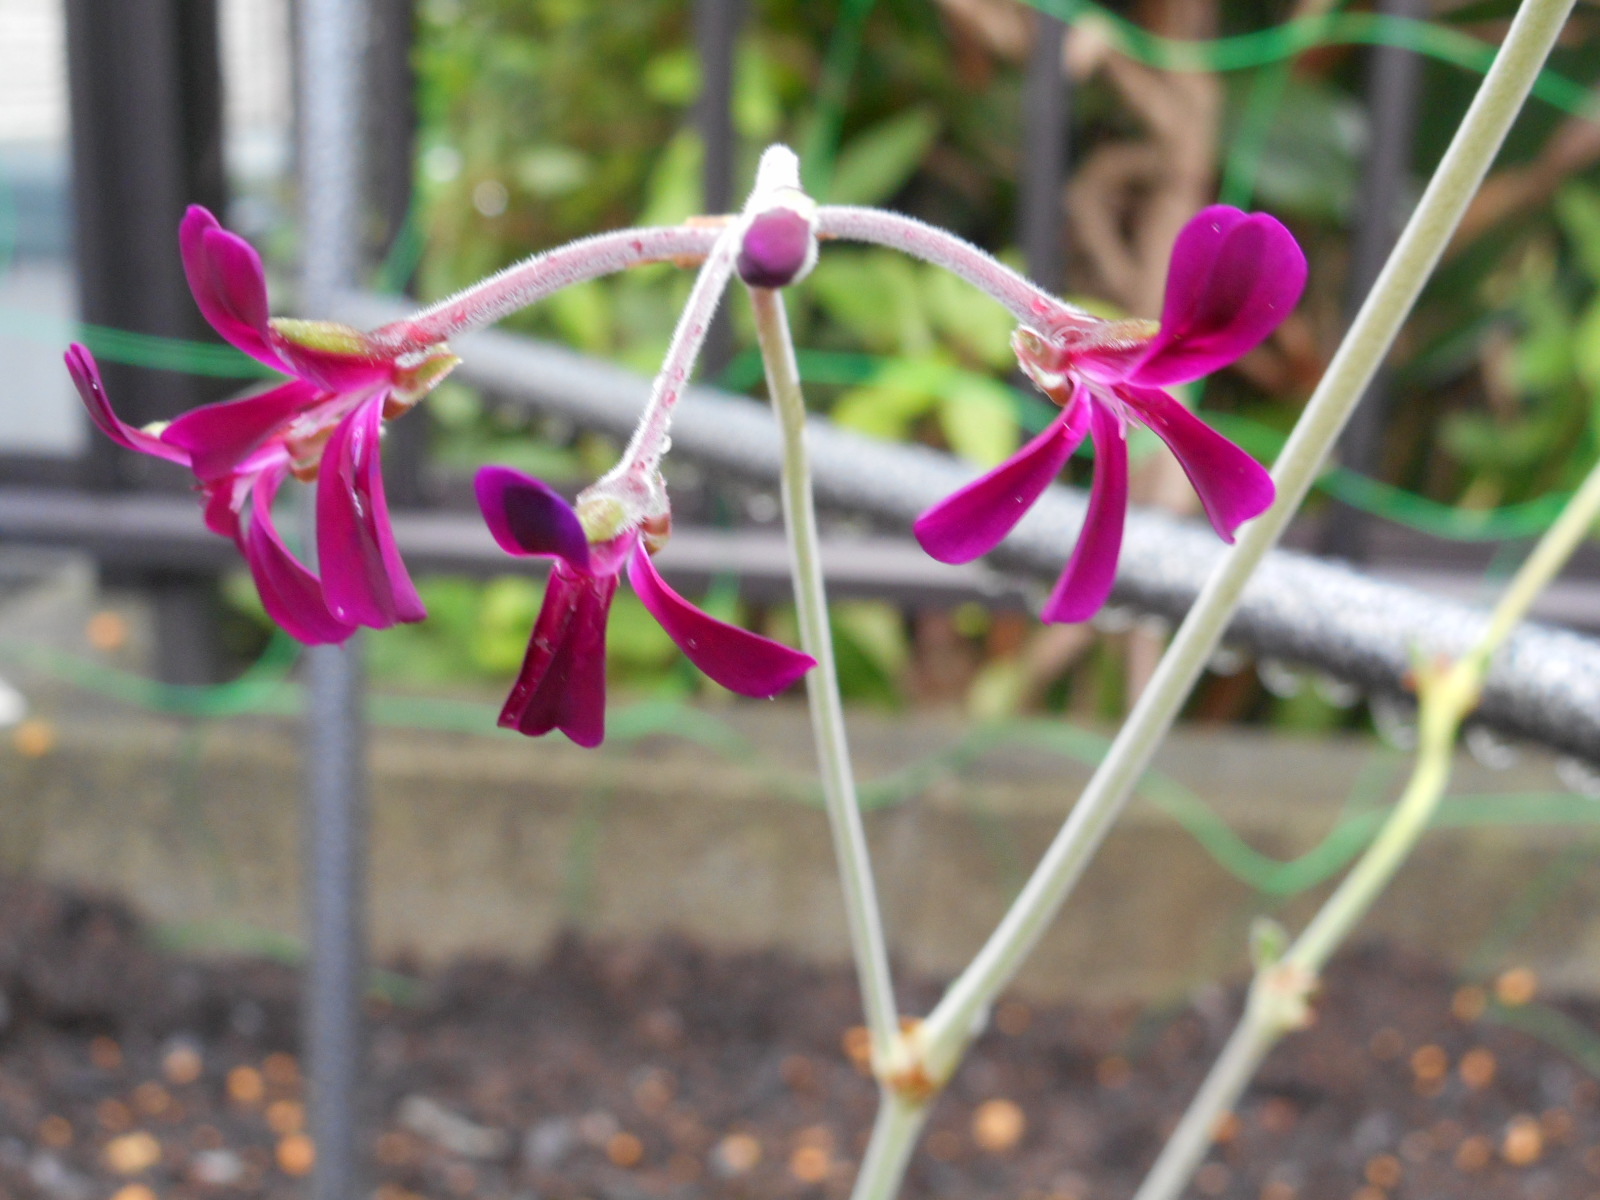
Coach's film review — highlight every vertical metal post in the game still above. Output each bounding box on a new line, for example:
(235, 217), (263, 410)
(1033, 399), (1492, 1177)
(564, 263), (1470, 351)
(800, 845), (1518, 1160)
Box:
(296, 2), (368, 1198)
(63, 0), (228, 683)
(1020, 12), (1070, 294)
(694, 0), (742, 376)
(1321, 0), (1426, 561)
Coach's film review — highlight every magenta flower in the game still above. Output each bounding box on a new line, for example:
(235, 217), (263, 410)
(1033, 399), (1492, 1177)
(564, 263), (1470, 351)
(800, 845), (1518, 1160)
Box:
(914, 205), (1305, 623)
(476, 466), (816, 747)
(66, 206), (457, 644)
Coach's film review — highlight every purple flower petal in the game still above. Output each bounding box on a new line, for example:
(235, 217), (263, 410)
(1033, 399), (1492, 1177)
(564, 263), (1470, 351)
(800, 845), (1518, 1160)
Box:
(1130, 206), (1306, 387)
(65, 344), (191, 465)
(473, 466), (591, 570)
(160, 379), (321, 482)
(627, 549), (815, 696)
(499, 562), (616, 746)
(737, 208), (816, 289)
(241, 463), (356, 645)
(179, 207), (287, 372)
(914, 397), (1090, 564)
(316, 395), (426, 628)
(1041, 401), (1128, 624)
(1120, 384), (1275, 542)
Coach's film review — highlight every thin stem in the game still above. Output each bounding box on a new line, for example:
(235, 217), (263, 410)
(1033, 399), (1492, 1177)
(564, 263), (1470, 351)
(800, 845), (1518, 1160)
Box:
(850, 1092), (931, 1200)
(748, 283), (901, 1056)
(917, 0), (1578, 1081)
(599, 227), (740, 492)
(368, 223), (724, 352)
(817, 206), (1082, 328)
(1134, 419), (1600, 1200)
(1132, 991), (1280, 1200)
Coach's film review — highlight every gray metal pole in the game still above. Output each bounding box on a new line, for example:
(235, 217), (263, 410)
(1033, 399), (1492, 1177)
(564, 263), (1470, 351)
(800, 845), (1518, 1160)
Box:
(295, 1), (368, 1197)
(1321, 0), (1426, 561)
(1019, 12), (1069, 294)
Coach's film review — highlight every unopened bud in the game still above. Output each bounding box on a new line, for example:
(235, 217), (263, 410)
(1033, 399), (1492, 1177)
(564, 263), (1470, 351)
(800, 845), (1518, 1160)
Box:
(737, 197), (819, 289)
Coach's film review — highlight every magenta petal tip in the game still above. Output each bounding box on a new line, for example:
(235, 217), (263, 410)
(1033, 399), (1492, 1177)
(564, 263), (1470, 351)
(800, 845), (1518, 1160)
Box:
(628, 550), (814, 696)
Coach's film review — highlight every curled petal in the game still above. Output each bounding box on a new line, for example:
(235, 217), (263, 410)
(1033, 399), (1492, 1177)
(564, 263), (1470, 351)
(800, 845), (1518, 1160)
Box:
(914, 397), (1089, 564)
(628, 549), (814, 696)
(160, 379), (321, 482)
(474, 466), (591, 569)
(499, 563), (616, 746)
(316, 395), (426, 628)
(241, 464), (356, 645)
(179, 207), (286, 371)
(65, 344), (190, 465)
(1041, 401), (1128, 624)
(1131, 206), (1307, 387)
(1121, 384), (1275, 542)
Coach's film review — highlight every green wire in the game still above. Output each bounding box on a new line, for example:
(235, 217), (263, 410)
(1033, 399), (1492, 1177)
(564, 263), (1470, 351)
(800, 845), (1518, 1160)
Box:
(1020, 0), (1594, 117)
(11, 639), (1600, 898)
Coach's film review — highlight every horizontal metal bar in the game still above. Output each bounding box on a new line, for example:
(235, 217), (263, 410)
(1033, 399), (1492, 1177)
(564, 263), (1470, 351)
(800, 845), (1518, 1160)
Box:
(0, 487), (1030, 610)
(334, 292), (1600, 764)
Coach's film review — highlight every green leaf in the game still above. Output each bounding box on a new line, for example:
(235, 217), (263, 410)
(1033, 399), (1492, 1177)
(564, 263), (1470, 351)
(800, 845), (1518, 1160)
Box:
(826, 108), (940, 206)
(1554, 183), (1600, 282)
(936, 373), (1020, 466)
(922, 266), (1016, 367)
(806, 251), (931, 353)
(637, 129), (703, 226)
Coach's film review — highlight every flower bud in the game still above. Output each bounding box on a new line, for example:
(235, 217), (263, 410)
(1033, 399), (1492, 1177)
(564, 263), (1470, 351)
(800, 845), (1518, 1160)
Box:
(737, 191), (819, 289)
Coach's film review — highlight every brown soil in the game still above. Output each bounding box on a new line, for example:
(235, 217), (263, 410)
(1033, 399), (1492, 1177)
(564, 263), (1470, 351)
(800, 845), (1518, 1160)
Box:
(0, 879), (1596, 1200)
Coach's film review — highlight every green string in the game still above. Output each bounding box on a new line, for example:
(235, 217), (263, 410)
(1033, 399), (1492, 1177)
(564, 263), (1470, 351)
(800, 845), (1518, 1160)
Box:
(1020, 0), (1594, 117)
(11, 638), (1600, 901)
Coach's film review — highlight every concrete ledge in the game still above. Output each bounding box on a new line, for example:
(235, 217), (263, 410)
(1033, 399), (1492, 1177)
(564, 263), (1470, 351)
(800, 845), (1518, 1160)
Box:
(5, 693), (1599, 1003)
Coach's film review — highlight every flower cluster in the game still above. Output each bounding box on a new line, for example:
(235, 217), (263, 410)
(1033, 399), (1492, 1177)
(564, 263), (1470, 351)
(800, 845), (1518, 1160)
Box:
(73, 148), (1303, 745)
(67, 207), (457, 643)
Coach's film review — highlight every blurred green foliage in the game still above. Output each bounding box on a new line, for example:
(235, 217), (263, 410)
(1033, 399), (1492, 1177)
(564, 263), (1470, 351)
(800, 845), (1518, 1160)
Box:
(395, 0), (1600, 717)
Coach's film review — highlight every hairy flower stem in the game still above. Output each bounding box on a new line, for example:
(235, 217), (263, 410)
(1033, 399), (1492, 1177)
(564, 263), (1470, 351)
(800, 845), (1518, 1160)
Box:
(915, 0), (1578, 1086)
(370, 224), (724, 353)
(747, 284), (901, 1062)
(596, 228), (740, 504)
(1135, 446), (1600, 1200)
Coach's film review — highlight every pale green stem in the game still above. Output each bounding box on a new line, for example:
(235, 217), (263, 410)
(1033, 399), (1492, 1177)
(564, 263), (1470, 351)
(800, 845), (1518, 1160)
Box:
(1132, 989), (1282, 1200)
(851, 1092), (932, 1200)
(1133, 435), (1600, 1200)
(748, 284), (901, 1057)
(918, 0), (1578, 1083)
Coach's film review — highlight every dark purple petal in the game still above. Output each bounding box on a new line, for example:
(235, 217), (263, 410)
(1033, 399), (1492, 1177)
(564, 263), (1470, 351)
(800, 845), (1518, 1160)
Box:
(241, 463), (356, 645)
(474, 466), (591, 570)
(914, 398), (1090, 564)
(1129, 206), (1307, 387)
(627, 549), (815, 696)
(1041, 401), (1128, 624)
(316, 395), (426, 628)
(179, 207), (287, 371)
(737, 208), (816, 289)
(1120, 384), (1275, 541)
(65, 344), (191, 465)
(160, 379), (321, 482)
(499, 562), (616, 746)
